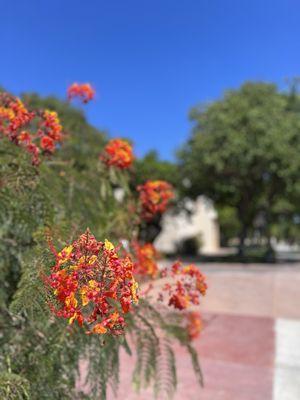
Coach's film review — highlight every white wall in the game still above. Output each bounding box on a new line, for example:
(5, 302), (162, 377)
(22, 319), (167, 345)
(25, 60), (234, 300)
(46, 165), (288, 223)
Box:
(154, 196), (220, 255)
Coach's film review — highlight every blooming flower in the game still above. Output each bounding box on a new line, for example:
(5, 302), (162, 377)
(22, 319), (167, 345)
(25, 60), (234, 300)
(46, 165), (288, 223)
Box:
(100, 138), (134, 169)
(0, 106), (15, 125)
(137, 180), (174, 221)
(67, 83), (95, 103)
(132, 241), (159, 278)
(40, 136), (55, 153)
(41, 110), (63, 141)
(0, 92), (63, 165)
(18, 131), (31, 144)
(0, 94), (34, 140)
(44, 229), (138, 335)
(159, 262), (207, 310)
(26, 143), (40, 166)
(185, 311), (202, 340)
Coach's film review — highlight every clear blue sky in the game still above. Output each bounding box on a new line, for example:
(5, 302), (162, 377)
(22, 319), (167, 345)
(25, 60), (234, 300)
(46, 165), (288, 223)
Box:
(1, 0), (299, 159)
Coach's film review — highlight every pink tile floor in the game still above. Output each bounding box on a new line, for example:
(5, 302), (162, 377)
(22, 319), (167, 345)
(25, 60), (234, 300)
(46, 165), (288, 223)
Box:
(107, 313), (274, 400)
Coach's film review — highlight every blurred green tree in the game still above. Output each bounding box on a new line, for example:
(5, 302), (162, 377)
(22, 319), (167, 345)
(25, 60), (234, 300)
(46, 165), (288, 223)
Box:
(132, 150), (178, 186)
(179, 82), (300, 257)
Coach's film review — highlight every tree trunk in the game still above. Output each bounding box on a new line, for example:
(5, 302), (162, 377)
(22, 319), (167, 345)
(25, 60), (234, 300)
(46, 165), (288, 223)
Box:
(265, 233), (275, 262)
(138, 214), (162, 243)
(264, 206), (275, 262)
(238, 224), (247, 259)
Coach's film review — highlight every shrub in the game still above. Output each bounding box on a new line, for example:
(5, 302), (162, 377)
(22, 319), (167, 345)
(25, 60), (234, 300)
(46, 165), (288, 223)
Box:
(0, 88), (206, 399)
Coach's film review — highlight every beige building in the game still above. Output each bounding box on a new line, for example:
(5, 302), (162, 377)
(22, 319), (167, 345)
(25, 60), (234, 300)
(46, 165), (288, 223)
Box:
(154, 196), (220, 255)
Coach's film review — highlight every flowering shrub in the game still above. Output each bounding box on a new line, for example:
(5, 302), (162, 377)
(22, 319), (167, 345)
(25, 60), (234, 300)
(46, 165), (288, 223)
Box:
(67, 82), (95, 103)
(0, 86), (206, 400)
(100, 138), (134, 169)
(132, 241), (159, 278)
(137, 180), (174, 220)
(45, 229), (138, 335)
(0, 92), (63, 165)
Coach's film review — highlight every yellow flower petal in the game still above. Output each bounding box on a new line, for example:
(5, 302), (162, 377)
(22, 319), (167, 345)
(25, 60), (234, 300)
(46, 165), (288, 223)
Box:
(88, 255), (97, 265)
(58, 245), (73, 265)
(92, 323), (107, 334)
(80, 286), (89, 306)
(104, 239), (114, 250)
(131, 280), (139, 304)
(81, 294), (89, 306)
(65, 293), (78, 308)
(88, 280), (98, 289)
(69, 313), (77, 325)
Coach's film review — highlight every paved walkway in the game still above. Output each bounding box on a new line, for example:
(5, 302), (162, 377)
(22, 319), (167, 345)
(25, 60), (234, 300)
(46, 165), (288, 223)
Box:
(110, 263), (300, 399)
(199, 263), (300, 319)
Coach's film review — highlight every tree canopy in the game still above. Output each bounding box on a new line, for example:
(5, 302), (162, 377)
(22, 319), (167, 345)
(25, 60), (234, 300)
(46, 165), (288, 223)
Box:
(179, 82), (300, 255)
(133, 150), (179, 187)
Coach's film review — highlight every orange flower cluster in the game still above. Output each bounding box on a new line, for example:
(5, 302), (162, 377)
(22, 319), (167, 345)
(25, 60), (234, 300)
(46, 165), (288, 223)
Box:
(100, 138), (134, 169)
(0, 97), (34, 136)
(132, 241), (159, 278)
(41, 110), (63, 141)
(185, 311), (202, 340)
(160, 262), (207, 310)
(67, 83), (95, 104)
(0, 92), (63, 165)
(45, 229), (138, 335)
(137, 180), (174, 221)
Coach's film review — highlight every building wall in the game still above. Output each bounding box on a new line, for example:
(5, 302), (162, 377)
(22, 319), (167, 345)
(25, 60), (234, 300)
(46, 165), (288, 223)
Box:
(154, 196), (220, 255)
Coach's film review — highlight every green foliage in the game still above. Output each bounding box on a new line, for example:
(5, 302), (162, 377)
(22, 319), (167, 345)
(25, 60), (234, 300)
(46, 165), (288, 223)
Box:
(179, 82), (300, 254)
(217, 206), (240, 245)
(0, 372), (30, 399)
(132, 150), (178, 187)
(0, 143), (53, 303)
(128, 302), (202, 399)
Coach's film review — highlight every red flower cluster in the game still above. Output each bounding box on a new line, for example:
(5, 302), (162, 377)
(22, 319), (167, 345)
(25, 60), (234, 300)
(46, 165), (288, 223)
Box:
(0, 97), (34, 136)
(45, 229), (138, 335)
(0, 92), (63, 165)
(100, 139), (134, 169)
(67, 83), (95, 104)
(41, 110), (63, 141)
(160, 262), (207, 310)
(137, 180), (174, 221)
(185, 311), (202, 340)
(132, 241), (159, 278)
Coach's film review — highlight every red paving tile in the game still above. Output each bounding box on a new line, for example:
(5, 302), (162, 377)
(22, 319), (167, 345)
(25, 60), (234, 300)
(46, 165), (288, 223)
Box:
(105, 313), (275, 400)
(193, 360), (273, 400)
(199, 313), (274, 367)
